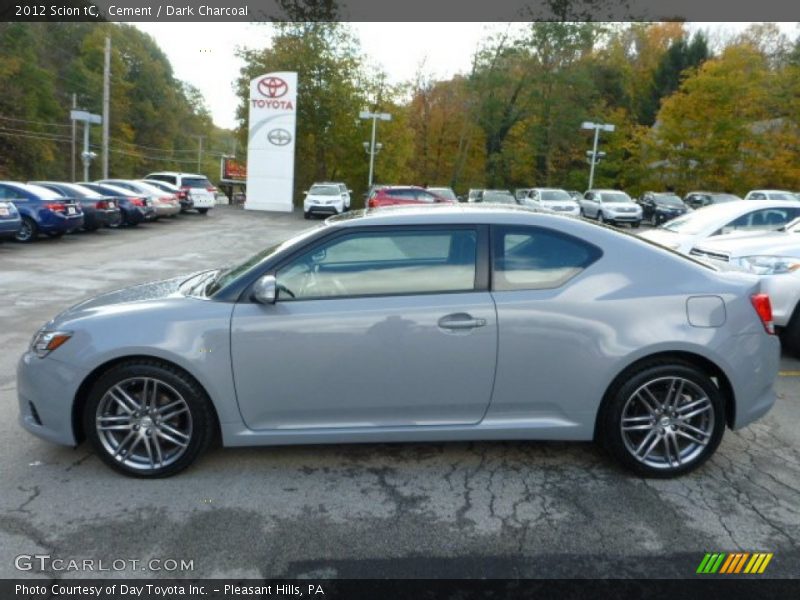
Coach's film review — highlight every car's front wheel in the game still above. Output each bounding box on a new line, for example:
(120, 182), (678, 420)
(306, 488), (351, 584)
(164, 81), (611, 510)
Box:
(601, 360), (725, 477)
(84, 360), (216, 477)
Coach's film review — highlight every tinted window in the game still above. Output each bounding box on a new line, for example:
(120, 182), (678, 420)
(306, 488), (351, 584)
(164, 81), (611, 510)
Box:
(276, 229), (478, 299)
(0, 185), (26, 199)
(492, 226), (600, 291)
(148, 175), (177, 185)
(540, 190), (571, 201)
(600, 192), (633, 203)
(183, 177), (212, 188)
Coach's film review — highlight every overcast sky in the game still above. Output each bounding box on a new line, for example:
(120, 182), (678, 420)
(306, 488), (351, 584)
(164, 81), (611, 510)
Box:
(133, 22), (798, 131)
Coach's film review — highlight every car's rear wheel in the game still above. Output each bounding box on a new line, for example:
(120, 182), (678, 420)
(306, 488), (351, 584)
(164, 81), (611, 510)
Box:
(15, 217), (37, 243)
(84, 360), (215, 477)
(601, 360), (725, 477)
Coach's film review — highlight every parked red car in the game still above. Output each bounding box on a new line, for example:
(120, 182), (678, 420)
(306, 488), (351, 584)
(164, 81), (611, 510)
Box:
(367, 186), (456, 209)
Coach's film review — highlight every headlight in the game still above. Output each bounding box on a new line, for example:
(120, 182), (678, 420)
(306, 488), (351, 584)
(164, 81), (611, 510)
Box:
(736, 255), (800, 275)
(30, 330), (72, 358)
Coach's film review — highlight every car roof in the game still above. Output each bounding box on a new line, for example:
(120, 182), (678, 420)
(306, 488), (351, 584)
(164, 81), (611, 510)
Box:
(748, 189), (794, 194)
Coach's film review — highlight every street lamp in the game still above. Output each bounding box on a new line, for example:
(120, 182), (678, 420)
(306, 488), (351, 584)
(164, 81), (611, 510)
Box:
(359, 110), (391, 188)
(581, 121), (614, 190)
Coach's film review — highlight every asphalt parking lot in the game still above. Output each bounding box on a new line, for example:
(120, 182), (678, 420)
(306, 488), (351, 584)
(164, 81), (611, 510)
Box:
(1, 207), (798, 579)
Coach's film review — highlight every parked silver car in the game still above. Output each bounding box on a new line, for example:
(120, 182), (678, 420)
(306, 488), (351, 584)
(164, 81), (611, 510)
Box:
(580, 189), (642, 227)
(521, 188), (580, 217)
(18, 206), (779, 477)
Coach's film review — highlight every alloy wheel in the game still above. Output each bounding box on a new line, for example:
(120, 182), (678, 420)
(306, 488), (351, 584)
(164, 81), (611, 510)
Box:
(95, 377), (193, 472)
(620, 376), (714, 470)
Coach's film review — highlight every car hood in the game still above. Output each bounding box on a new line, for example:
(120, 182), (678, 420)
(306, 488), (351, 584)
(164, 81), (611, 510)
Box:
(693, 231), (800, 258)
(50, 274), (198, 326)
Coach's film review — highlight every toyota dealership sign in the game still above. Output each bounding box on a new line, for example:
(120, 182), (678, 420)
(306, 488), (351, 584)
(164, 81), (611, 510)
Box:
(245, 71), (297, 212)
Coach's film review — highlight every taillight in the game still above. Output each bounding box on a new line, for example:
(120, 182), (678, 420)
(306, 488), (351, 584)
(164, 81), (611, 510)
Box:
(206, 186), (217, 192)
(44, 203), (66, 212)
(368, 198), (377, 208)
(129, 197), (144, 207)
(751, 293), (775, 335)
(96, 200), (108, 209)
(177, 190), (187, 199)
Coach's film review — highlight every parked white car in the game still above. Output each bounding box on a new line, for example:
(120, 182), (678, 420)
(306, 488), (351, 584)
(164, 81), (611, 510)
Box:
(639, 201), (800, 254)
(304, 183), (347, 219)
(744, 190), (798, 202)
(690, 217), (800, 355)
(521, 188), (580, 217)
(144, 172), (216, 215)
(580, 189), (642, 227)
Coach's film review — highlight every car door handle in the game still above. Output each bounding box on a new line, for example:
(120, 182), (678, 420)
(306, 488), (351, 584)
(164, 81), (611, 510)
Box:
(438, 314), (487, 330)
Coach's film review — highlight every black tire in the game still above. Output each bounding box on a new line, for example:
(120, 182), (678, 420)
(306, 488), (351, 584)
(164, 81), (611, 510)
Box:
(14, 217), (37, 242)
(780, 305), (800, 357)
(632, 221), (641, 229)
(600, 359), (725, 478)
(83, 360), (216, 478)
(303, 211), (311, 220)
(197, 208), (209, 215)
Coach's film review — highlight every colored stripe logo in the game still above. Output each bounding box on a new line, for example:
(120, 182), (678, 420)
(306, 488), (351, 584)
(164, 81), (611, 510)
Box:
(697, 552), (773, 574)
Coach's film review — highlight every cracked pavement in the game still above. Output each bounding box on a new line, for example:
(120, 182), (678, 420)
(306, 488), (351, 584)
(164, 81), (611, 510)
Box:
(0, 207), (798, 579)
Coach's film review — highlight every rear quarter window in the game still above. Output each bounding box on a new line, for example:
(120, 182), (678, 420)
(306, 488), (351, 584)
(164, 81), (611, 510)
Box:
(492, 226), (602, 291)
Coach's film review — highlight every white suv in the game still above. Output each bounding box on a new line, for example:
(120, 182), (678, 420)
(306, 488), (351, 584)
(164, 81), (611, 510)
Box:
(144, 172), (216, 215)
(303, 183), (349, 219)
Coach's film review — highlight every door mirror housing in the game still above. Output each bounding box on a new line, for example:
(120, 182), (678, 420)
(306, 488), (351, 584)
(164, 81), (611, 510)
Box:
(253, 275), (277, 304)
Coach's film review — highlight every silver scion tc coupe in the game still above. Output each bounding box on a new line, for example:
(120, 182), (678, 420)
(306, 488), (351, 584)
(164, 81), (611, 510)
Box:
(18, 206), (779, 478)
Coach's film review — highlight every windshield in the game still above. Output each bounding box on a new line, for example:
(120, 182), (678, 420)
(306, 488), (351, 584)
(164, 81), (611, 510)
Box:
(540, 190), (571, 202)
(22, 184), (64, 200)
(655, 195), (684, 207)
(768, 192), (795, 201)
(204, 225), (326, 296)
(709, 194), (739, 203)
(61, 183), (103, 199)
(662, 204), (736, 234)
(309, 186), (341, 196)
(428, 188), (457, 200)
(482, 191), (516, 204)
(600, 192), (633, 203)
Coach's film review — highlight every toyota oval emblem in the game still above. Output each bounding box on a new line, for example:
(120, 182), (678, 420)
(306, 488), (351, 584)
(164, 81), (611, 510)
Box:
(267, 128), (292, 146)
(258, 76), (288, 98)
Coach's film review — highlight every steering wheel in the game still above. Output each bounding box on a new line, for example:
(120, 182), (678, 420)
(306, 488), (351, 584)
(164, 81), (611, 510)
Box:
(276, 283), (295, 298)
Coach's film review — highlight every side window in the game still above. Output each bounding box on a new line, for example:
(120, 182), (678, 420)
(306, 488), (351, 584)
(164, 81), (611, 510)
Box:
(729, 208), (798, 231)
(0, 185), (25, 200)
(492, 226), (601, 291)
(276, 229), (478, 300)
(750, 193), (765, 200)
(415, 190), (437, 203)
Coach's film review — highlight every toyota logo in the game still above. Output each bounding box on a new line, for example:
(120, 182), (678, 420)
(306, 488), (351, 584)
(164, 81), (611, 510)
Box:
(258, 76), (288, 98)
(267, 128), (292, 146)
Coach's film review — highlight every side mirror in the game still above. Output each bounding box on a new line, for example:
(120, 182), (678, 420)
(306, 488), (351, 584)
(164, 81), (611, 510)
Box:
(253, 274), (277, 304)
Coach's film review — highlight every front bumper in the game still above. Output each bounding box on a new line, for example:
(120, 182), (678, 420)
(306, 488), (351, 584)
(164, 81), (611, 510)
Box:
(305, 203), (343, 215)
(607, 213), (641, 222)
(17, 351), (87, 447)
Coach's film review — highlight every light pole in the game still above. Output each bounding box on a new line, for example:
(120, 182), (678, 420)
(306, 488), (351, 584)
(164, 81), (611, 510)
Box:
(581, 121), (614, 190)
(359, 110), (391, 188)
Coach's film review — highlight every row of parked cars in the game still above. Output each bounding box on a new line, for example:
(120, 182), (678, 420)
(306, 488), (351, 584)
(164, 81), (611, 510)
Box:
(0, 172), (217, 243)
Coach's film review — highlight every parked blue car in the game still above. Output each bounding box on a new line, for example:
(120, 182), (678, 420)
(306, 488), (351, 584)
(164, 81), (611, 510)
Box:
(31, 181), (122, 231)
(0, 199), (22, 241)
(0, 182), (84, 242)
(78, 182), (154, 226)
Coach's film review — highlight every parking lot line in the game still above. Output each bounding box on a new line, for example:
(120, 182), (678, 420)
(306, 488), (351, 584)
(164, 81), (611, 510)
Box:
(778, 370), (800, 376)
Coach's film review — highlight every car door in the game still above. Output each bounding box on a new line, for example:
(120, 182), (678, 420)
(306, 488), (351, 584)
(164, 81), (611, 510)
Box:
(487, 225), (604, 430)
(230, 226), (498, 430)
